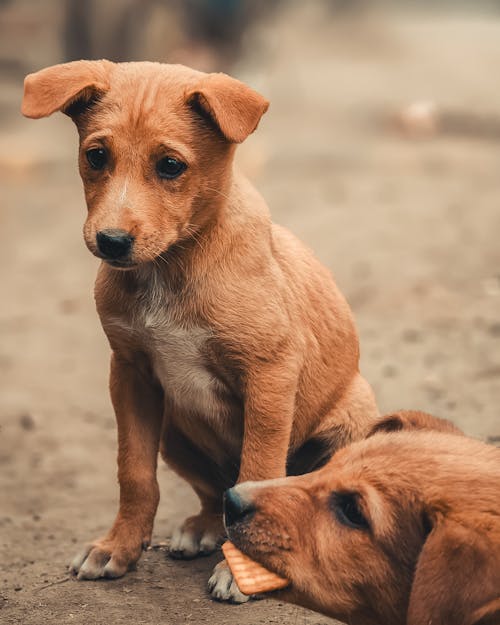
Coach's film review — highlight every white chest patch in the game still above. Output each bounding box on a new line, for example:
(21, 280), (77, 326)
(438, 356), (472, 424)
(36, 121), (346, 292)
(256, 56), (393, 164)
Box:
(148, 318), (225, 419)
(106, 274), (227, 420)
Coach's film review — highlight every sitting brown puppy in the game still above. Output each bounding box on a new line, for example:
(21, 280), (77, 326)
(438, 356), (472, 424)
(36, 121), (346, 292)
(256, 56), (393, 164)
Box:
(224, 411), (500, 624)
(21, 60), (378, 601)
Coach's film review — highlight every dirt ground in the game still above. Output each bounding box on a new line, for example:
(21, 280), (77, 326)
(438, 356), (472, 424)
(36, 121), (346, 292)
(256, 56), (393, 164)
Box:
(1, 4), (500, 625)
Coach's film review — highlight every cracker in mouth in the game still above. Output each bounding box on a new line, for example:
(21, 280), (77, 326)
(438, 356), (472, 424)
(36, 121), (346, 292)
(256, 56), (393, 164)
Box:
(222, 541), (290, 595)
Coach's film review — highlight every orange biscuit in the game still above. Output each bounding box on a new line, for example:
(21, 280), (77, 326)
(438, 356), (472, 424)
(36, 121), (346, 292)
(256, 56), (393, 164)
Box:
(222, 541), (289, 595)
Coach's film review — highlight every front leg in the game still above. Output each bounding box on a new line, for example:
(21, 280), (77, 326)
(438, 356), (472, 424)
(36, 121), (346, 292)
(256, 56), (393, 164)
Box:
(210, 362), (297, 602)
(70, 353), (163, 580)
(238, 361), (297, 482)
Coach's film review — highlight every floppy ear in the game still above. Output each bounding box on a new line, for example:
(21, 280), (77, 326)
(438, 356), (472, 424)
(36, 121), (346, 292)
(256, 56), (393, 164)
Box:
(186, 72), (269, 143)
(368, 413), (406, 436)
(21, 60), (112, 119)
(368, 410), (462, 436)
(407, 518), (500, 625)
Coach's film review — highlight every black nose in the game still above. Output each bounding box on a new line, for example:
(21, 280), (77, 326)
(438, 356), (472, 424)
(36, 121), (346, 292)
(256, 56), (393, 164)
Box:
(224, 487), (255, 527)
(96, 229), (134, 260)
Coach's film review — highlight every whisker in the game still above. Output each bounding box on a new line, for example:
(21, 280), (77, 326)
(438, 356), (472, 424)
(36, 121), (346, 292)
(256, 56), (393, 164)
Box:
(205, 185), (232, 203)
(183, 222), (210, 254)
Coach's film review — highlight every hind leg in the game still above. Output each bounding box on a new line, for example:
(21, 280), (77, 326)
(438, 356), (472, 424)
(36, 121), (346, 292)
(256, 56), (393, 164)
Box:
(163, 427), (250, 602)
(288, 372), (379, 475)
(169, 487), (225, 559)
(336, 371), (380, 438)
(163, 425), (236, 559)
(313, 372), (379, 447)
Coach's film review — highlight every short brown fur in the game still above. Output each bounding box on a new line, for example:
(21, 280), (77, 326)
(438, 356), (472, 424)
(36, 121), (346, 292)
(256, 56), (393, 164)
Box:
(22, 61), (378, 589)
(227, 414), (500, 624)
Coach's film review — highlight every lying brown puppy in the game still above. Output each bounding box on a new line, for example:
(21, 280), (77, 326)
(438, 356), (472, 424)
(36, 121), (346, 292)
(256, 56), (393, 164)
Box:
(21, 60), (378, 600)
(224, 411), (500, 624)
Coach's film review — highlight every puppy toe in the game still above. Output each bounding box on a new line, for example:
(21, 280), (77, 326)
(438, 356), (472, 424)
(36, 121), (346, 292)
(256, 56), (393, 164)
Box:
(169, 527), (201, 559)
(103, 555), (129, 578)
(208, 560), (250, 603)
(76, 548), (111, 580)
(69, 545), (92, 575)
(199, 532), (219, 555)
(227, 578), (251, 604)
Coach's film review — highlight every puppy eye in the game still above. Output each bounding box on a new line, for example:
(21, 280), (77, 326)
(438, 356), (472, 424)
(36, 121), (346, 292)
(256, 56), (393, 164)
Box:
(86, 148), (107, 170)
(156, 157), (187, 180)
(330, 492), (369, 530)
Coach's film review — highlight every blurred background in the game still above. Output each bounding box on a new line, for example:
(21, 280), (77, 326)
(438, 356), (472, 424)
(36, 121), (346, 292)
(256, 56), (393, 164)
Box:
(1, 1), (500, 624)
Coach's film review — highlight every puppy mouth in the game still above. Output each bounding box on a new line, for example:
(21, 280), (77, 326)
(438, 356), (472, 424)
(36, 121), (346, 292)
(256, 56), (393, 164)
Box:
(224, 532), (291, 596)
(103, 258), (137, 270)
(87, 246), (137, 269)
(89, 248), (137, 269)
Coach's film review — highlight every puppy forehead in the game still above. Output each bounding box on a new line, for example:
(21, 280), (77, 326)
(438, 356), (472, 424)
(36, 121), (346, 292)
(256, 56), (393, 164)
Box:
(82, 63), (203, 146)
(326, 431), (500, 510)
(110, 62), (202, 105)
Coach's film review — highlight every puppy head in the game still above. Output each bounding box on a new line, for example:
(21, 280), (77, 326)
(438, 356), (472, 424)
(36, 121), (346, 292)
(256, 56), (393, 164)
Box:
(22, 61), (269, 269)
(226, 432), (500, 625)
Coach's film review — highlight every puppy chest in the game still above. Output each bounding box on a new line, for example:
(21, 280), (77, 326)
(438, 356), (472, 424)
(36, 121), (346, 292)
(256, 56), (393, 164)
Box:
(117, 311), (228, 418)
(151, 325), (221, 412)
(103, 266), (236, 420)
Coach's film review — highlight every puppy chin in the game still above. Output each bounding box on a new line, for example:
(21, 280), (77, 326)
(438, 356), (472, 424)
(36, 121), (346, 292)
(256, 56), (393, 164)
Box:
(103, 259), (138, 271)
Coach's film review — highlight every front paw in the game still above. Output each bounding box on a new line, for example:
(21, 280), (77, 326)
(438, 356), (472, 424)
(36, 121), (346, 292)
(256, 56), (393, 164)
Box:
(169, 512), (224, 559)
(208, 560), (250, 603)
(69, 537), (144, 580)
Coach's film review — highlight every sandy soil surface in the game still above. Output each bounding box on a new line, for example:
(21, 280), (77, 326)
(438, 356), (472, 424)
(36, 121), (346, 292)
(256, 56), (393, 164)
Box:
(1, 5), (500, 625)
